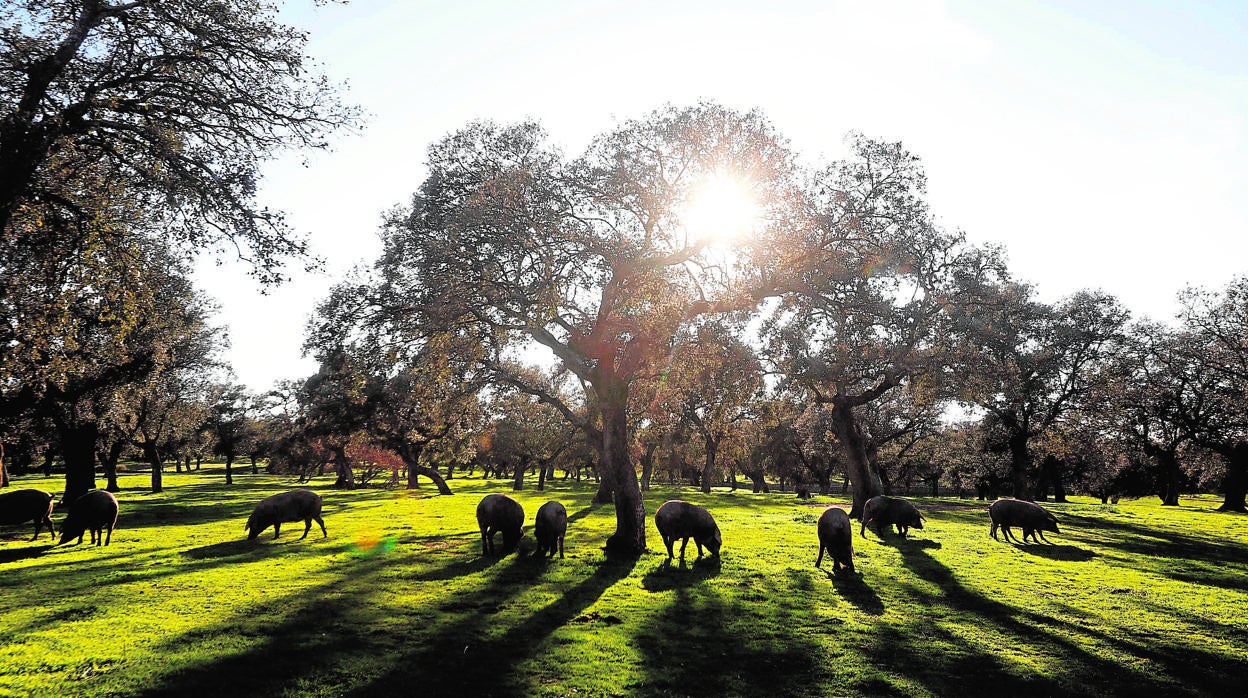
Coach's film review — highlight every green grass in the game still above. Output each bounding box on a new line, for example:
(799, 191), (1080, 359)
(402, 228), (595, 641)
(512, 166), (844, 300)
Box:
(1, 469), (1247, 697)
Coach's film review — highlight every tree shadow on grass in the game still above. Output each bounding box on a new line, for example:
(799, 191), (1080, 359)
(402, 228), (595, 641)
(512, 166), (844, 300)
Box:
(1013, 543), (1095, 561)
(135, 557), (396, 698)
(633, 580), (829, 696)
(343, 555), (638, 697)
(883, 538), (1247, 696)
(1062, 513), (1248, 566)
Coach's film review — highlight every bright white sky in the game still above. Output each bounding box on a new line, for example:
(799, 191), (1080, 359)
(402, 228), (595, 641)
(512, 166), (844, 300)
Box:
(195, 0), (1248, 393)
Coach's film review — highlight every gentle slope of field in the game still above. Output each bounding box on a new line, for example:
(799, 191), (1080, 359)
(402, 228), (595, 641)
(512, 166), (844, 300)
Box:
(1, 469), (1247, 697)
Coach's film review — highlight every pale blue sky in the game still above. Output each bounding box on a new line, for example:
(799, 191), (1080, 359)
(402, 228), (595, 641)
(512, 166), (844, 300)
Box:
(198, 0), (1248, 391)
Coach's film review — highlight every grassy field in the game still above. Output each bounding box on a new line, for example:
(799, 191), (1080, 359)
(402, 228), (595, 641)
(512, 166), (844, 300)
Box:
(1, 469), (1247, 697)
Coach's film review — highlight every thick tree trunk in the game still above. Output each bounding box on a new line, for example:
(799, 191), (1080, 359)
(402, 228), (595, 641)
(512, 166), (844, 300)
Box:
(41, 450), (54, 477)
(815, 468), (832, 496)
(639, 444), (656, 491)
(99, 442), (121, 491)
(700, 437), (718, 494)
(745, 470), (769, 493)
(929, 476), (939, 497)
(60, 422), (98, 504)
(830, 401), (882, 519)
(398, 443), (453, 495)
(225, 454), (234, 485)
(1157, 450), (1180, 506)
(331, 446), (355, 489)
(1008, 432), (1033, 501)
(142, 440), (163, 493)
(513, 456), (528, 491)
(599, 390), (645, 556)
(250, 455), (259, 475)
(1216, 444), (1248, 513)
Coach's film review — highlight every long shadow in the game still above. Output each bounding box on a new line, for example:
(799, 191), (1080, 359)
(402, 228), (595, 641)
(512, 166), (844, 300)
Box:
(344, 555), (638, 696)
(1062, 513), (1248, 566)
(135, 557), (394, 698)
(830, 572), (885, 616)
(633, 577), (829, 696)
(885, 539), (1247, 696)
(0, 544), (54, 563)
(1014, 543), (1096, 561)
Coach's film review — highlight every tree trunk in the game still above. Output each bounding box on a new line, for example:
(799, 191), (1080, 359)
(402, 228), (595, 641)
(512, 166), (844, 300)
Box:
(99, 440), (123, 492)
(639, 443), (656, 491)
(60, 422), (99, 503)
(225, 454), (234, 485)
(331, 445), (355, 489)
(41, 450), (54, 477)
(1157, 449), (1180, 506)
(1008, 432), (1033, 501)
(700, 436), (718, 494)
(398, 443), (453, 495)
(250, 455), (259, 475)
(0, 443), (7, 487)
(930, 475), (939, 497)
(830, 400), (882, 519)
(141, 440), (164, 493)
(537, 461), (548, 491)
(513, 456), (528, 491)
(1216, 444), (1248, 513)
(599, 387), (645, 556)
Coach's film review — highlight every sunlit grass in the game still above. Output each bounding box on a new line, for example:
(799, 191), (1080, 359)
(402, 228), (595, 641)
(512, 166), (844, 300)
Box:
(1, 469), (1246, 696)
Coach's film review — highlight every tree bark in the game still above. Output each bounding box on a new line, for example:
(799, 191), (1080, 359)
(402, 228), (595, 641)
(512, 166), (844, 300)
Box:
(1216, 444), (1248, 513)
(99, 441), (122, 492)
(700, 436), (718, 494)
(331, 445), (355, 489)
(225, 454), (234, 485)
(1157, 449), (1180, 506)
(639, 443), (656, 491)
(41, 450), (54, 477)
(0, 443), (7, 487)
(1008, 432), (1033, 501)
(599, 388), (645, 556)
(512, 456), (528, 491)
(397, 443), (453, 495)
(141, 440), (163, 493)
(830, 400), (882, 519)
(60, 421), (98, 503)
(250, 455), (259, 475)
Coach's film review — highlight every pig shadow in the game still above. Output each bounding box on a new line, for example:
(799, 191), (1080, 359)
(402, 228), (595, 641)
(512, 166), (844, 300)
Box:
(181, 539), (314, 561)
(642, 555), (722, 591)
(830, 572), (885, 615)
(0, 544), (54, 564)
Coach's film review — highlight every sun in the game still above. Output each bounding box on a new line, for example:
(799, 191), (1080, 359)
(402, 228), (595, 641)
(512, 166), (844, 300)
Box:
(682, 172), (761, 244)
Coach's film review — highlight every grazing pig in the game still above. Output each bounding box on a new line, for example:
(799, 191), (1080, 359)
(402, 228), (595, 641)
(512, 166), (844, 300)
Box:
(989, 498), (1059, 544)
(0, 489), (56, 541)
(860, 495), (925, 539)
(815, 506), (855, 574)
(534, 500), (567, 559)
(654, 500), (721, 562)
(476, 493), (524, 555)
(245, 489), (326, 541)
(59, 490), (118, 547)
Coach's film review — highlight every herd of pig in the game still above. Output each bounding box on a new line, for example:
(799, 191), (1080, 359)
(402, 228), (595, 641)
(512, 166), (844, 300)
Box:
(0, 487), (1061, 574)
(474, 492), (1060, 574)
